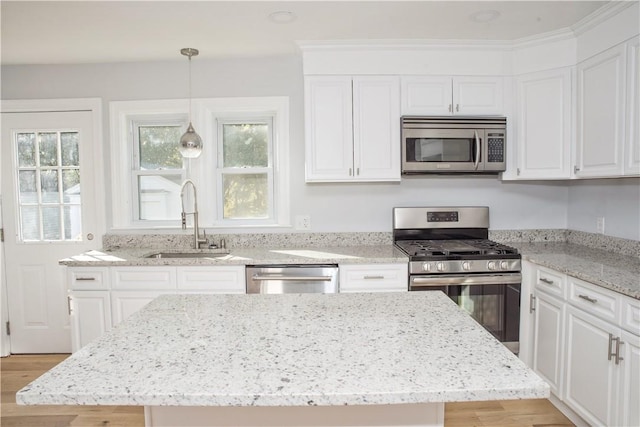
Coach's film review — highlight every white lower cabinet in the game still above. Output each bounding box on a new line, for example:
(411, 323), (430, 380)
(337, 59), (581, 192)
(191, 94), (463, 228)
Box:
(68, 291), (112, 353)
(524, 261), (640, 426)
(564, 305), (619, 426)
(67, 265), (246, 351)
(532, 290), (565, 397)
(339, 263), (408, 293)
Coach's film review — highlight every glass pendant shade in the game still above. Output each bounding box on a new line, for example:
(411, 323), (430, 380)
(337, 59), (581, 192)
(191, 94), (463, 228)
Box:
(179, 122), (203, 158)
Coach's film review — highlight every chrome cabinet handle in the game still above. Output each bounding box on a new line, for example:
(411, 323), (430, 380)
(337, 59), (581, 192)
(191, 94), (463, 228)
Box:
(529, 294), (536, 313)
(578, 294), (598, 304)
(67, 296), (72, 315)
(539, 277), (554, 285)
(448, 104), (452, 113)
(75, 277), (96, 281)
(349, 168), (352, 176)
(574, 165), (580, 174)
(364, 275), (385, 280)
(614, 338), (624, 365)
(456, 103), (460, 112)
(608, 333), (615, 361)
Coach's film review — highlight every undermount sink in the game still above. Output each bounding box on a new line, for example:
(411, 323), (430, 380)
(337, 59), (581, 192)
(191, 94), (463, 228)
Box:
(145, 251), (230, 259)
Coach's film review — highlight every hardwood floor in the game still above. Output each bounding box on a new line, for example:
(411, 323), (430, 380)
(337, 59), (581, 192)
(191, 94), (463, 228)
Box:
(1, 354), (574, 427)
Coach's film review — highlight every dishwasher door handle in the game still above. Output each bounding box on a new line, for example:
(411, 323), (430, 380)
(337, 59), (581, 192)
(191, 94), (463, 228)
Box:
(252, 275), (333, 282)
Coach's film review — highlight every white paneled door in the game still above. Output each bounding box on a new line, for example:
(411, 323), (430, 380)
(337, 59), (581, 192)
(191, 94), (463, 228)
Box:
(1, 107), (102, 353)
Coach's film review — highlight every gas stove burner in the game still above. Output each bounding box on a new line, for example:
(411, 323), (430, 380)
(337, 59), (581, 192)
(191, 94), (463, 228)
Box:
(396, 239), (518, 258)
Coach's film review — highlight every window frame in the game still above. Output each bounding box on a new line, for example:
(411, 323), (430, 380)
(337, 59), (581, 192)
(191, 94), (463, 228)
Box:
(110, 97), (290, 230)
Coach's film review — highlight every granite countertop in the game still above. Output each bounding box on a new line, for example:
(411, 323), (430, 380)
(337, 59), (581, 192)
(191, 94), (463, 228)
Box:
(59, 245), (408, 267)
(17, 292), (549, 407)
(511, 242), (640, 300)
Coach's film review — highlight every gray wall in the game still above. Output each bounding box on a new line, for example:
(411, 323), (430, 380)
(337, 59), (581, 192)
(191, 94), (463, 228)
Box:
(1, 55), (636, 237)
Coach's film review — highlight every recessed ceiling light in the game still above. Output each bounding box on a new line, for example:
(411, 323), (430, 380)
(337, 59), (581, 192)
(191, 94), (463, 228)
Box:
(470, 10), (501, 23)
(268, 11), (297, 24)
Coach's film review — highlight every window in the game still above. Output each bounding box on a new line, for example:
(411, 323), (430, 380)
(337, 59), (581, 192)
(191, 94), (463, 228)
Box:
(216, 118), (273, 223)
(110, 97), (290, 230)
(132, 120), (186, 222)
(15, 130), (82, 241)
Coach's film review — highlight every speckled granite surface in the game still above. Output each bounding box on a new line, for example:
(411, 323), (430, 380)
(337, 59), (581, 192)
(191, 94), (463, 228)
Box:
(59, 245), (408, 266)
(510, 242), (640, 299)
(17, 292), (549, 407)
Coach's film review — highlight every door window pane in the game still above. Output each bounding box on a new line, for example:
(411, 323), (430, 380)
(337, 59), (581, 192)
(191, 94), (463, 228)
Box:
(138, 126), (183, 170)
(39, 132), (58, 166)
(61, 132), (79, 166)
(15, 130), (82, 242)
(40, 170), (60, 203)
(17, 133), (36, 167)
(222, 173), (268, 219)
(222, 123), (268, 167)
(42, 207), (61, 240)
(18, 170), (38, 203)
(20, 206), (40, 241)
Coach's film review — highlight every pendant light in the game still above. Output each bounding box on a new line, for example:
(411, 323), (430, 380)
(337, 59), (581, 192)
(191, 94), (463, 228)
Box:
(179, 47), (202, 158)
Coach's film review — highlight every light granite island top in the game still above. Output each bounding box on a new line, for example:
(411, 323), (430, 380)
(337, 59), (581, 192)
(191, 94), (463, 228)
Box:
(18, 292), (549, 427)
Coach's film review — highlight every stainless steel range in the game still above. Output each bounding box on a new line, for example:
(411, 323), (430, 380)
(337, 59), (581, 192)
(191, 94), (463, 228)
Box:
(393, 206), (521, 353)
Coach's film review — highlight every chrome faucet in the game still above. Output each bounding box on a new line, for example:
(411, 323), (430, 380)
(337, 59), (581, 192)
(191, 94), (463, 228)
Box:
(180, 179), (207, 249)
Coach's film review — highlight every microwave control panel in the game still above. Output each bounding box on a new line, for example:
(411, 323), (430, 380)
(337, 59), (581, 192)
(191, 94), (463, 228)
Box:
(487, 132), (505, 163)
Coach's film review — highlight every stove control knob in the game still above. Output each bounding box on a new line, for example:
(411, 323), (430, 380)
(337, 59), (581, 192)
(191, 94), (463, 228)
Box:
(436, 262), (446, 272)
(422, 263), (432, 272)
(500, 261), (509, 270)
(462, 261), (471, 271)
(487, 261), (498, 271)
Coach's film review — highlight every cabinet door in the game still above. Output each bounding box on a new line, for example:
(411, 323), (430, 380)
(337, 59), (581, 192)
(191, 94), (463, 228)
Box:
(69, 291), (112, 353)
(176, 266), (246, 293)
(111, 291), (172, 325)
(625, 36), (640, 175)
(564, 306), (619, 427)
(400, 76), (452, 115)
(515, 69), (572, 179)
(576, 44), (626, 177)
(618, 329), (640, 427)
(352, 76), (401, 181)
(532, 290), (564, 397)
(453, 77), (504, 115)
(339, 263), (408, 293)
(304, 76), (354, 181)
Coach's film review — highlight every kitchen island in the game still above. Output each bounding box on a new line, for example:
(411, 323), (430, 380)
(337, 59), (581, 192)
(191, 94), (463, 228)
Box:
(17, 292), (549, 427)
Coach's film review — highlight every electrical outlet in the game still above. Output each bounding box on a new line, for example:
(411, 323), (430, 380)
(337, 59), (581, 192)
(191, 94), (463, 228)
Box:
(295, 215), (311, 230)
(596, 217), (605, 234)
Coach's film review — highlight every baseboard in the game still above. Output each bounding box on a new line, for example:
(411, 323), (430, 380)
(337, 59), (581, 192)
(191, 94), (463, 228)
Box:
(549, 393), (589, 427)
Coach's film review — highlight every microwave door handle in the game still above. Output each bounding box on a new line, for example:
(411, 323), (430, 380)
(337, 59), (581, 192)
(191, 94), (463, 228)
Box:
(474, 130), (480, 170)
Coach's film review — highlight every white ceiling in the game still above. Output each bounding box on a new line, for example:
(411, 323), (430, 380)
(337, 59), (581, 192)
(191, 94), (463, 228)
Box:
(1, 1), (609, 65)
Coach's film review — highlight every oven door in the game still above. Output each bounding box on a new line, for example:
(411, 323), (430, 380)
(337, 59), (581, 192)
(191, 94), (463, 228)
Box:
(410, 273), (521, 353)
(402, 128), (484, 173)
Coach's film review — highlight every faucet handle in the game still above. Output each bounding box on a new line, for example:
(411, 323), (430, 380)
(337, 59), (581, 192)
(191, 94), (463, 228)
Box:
(181, 212), (187, 230)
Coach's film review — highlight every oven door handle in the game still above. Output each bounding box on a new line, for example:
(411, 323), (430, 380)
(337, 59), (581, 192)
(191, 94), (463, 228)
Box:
(410, 274), (522, 287)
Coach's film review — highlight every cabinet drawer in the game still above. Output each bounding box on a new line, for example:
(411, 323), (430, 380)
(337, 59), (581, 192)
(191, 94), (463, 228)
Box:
(568, 277), (619, 324)
(111, 267), (176, 290)
(177, 266), (246, 293)
(339, 264), (408, 293)
(534, 266), (566, 298)
(68, 267), (110, 290)
(621, 295), (640, 335)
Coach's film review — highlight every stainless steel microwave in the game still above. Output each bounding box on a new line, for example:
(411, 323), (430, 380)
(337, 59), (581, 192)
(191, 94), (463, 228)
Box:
(401, 116), (507, 174)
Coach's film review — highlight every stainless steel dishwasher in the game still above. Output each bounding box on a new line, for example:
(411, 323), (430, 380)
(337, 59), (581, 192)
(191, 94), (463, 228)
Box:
(246, 265), (339, 294)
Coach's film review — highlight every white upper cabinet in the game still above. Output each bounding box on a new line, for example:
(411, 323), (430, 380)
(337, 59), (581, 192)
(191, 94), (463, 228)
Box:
(575, 43), (627, 177)
(625, 36), (640, 175)
(401, 76), (504, 116)
(305, 75), (401, 182)
(514, 68), (572, 179)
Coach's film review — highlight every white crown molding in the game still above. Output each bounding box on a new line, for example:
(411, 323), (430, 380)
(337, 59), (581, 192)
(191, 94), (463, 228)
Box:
(297, 39), (514, 52)
(510, 28), (576, 50)
(571, 1), (637, 36)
